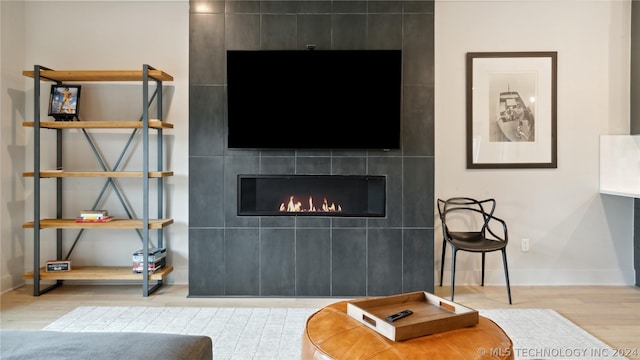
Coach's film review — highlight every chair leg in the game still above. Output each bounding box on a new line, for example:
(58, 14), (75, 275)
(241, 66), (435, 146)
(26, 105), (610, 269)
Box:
(481, 252), (486, 287)
(501, 249), (512, 305)
(450, 249), (457, 301)
(440, 240), (447, 286)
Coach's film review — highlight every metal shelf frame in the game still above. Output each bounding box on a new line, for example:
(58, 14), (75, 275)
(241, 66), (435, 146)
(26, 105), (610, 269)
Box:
(27, 64), (170, 296)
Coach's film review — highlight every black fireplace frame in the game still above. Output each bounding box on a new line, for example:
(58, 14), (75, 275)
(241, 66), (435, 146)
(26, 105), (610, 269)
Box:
(237, 174), (387, 217)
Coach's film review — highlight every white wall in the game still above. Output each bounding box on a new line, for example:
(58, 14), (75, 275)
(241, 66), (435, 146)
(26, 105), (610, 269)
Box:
(1, 0), (27, 292)
(2, 0), (190, 292)
(435, 0), (635, 285)
(1, 0), (635, 294)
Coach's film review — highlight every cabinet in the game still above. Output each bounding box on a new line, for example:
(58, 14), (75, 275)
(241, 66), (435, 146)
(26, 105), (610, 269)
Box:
(599, 135), (640, 198)
(22, 64), (174, 296)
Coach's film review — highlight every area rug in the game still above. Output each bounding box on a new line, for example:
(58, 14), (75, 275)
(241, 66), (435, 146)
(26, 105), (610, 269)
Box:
(43, 306), (627, 360)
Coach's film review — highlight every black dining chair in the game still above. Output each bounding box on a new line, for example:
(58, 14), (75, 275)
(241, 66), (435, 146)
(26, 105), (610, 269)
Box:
(437, 197), (512, 304)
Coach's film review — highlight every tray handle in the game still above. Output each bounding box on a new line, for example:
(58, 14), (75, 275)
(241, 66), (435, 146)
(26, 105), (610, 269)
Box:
(362, 314), (377, 327)
(439, 301), (456, 312)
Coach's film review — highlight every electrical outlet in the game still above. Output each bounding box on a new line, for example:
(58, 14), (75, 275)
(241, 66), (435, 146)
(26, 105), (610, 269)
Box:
(521, 238), (530, 252)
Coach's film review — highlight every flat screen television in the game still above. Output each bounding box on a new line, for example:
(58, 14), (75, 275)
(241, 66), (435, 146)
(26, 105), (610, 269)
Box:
(226, 49), (402, 150)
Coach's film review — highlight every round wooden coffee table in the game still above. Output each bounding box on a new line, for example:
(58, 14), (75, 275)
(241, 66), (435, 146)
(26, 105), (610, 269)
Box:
(302, 301), (513, 360)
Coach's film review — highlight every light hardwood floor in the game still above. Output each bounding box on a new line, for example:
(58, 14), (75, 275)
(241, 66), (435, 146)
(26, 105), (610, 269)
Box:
(1, 284), (639, 358)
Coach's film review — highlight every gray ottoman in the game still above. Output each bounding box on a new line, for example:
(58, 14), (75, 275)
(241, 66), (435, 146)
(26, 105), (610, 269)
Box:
(0, 329), (213, 360)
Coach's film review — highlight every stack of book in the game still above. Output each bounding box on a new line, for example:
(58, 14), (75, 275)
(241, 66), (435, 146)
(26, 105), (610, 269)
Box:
(132, 247), (166, 273)
(76, 210), (113, 223)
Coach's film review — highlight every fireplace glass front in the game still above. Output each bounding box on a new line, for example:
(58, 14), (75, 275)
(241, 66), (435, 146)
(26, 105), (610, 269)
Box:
(238, 175), (386, 217)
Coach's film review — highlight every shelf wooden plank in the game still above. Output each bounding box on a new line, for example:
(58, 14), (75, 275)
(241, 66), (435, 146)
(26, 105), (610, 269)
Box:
(23, 170), (174, 178)
(22, 120), (173, 129)
(22, 266), (173, 281)
(23, 218), (174, 229)
(22, 70), (173, 82)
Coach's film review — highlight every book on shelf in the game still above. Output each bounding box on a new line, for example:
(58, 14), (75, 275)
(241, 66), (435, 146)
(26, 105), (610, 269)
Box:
(132, 258), (166, 273)
(132, 248), (166, 263)
(80, 209), (108, 215)
(132, 247), (166, 256)
(75, 216), (113, 223)
(79, 209), (109, 220)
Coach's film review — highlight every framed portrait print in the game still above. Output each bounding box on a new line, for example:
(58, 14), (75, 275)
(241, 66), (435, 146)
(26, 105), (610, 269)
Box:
(49, 84), (81, 120)
(466, 52), (557, 169)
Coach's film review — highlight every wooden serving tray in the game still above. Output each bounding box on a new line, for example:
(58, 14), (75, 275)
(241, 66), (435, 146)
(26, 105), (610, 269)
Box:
(347, 291), (479, 341)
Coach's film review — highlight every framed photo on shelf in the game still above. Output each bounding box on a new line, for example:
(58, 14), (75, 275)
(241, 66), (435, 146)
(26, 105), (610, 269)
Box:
(48, 84), (81, 120)
(466, 51), (557, 169)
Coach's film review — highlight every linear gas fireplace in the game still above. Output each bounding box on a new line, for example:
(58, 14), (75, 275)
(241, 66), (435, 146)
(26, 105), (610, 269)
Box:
(238, 175), (386, 217)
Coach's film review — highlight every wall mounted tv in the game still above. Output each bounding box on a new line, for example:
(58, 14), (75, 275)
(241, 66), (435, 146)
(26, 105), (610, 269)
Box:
(226, 49), (402, 150)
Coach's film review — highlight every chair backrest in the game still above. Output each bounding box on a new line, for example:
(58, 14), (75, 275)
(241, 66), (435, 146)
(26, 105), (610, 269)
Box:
(437, 197), (497, 235)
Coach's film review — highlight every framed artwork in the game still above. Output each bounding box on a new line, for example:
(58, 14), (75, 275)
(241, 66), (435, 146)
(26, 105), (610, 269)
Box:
(49, 84), (81, 120)
(466, 52), (557, 169)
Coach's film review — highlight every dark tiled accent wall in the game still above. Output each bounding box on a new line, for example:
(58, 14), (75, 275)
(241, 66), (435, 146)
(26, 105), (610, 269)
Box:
(188, 0), (435, 296)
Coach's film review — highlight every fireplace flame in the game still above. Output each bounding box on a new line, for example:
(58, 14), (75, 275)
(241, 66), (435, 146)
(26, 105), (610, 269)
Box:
(279, 195), (342, 213)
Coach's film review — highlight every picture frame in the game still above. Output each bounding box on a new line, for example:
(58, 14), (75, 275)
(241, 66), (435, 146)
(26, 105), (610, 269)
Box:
(466, 52), (557, 169)
(49, 84), (81, 120)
